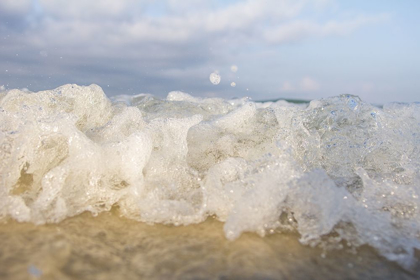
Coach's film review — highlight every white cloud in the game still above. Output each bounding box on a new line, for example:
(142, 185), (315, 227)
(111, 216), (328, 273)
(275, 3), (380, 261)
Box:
(203, 0), (304, 32)
(280, 81), (295, 91)
(11, 0), (388, 51)
(321, 14), (390, 36)
(280, 77), (320, 92)
(24, 0), (307, 47)
(360, 82), (375, 94)
(300, 77), (320, 91)
(0, 0), (31, 14)
(264, 14), (390, 44)
(0, 0), (390, 99)
(38, 0), (141, 19)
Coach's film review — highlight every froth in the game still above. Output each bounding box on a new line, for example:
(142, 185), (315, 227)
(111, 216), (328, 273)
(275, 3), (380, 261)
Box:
(1, 85), (419, 267)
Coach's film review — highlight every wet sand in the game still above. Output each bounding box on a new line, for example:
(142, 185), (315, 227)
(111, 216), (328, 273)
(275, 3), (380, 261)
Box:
(0, 211), (418, 280)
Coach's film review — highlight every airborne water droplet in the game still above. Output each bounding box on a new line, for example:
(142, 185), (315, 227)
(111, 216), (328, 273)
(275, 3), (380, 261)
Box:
(209, 72), (221, 85)
(231, 82), (236, 87)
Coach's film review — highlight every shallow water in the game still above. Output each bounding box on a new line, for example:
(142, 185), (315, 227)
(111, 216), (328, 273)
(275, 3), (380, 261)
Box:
(0, 211), (418, 280)
(0, 84), (420, 278)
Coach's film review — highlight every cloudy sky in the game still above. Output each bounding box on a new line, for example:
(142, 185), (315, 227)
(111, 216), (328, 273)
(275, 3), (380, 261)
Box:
(0, 0), (419, 103)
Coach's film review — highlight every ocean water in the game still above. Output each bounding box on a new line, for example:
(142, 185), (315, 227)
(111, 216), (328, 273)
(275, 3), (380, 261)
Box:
(0, 84), (419, 278)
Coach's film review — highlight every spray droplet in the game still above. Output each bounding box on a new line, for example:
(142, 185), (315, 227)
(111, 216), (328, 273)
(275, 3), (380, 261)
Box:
(231, 65), (238, 73)
(209, 72), (221, 85)
(230, 82), (236, 87)
(28, 265), (43, 277)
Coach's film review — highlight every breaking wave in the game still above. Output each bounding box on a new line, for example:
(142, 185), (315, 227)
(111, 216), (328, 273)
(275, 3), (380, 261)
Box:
(1, 84), (419, 267)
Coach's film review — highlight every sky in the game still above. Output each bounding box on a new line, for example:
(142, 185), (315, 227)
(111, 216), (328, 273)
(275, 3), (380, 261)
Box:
(0, 0), (419, 103)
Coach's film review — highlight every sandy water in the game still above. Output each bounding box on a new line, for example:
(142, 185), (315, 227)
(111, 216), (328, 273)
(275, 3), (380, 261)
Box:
(0, 211), (418, 280)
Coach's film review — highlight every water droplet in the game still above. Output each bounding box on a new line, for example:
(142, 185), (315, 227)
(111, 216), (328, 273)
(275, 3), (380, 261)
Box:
(230, 82), (236, 87)
(230, 65), (238, 73)
(28, 265), (43, 277)
(209, 72), (221, 85)
(347, 98), (358, 110)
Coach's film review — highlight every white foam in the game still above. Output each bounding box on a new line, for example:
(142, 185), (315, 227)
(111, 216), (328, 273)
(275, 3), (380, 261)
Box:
(1, 86), (419, 267)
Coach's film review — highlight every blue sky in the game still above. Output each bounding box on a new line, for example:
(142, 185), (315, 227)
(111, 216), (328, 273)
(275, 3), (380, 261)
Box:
(0, 0), (419, 103)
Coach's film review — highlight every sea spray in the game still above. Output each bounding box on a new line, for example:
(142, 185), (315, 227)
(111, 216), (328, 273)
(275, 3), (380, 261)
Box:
(0, 84), (419, 267)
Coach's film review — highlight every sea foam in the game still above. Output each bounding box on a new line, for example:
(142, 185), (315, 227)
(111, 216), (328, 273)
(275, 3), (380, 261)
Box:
(0, 84), (419, 267)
